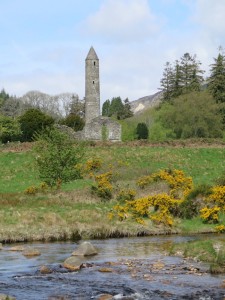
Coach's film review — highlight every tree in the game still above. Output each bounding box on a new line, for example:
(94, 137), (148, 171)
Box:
(180, 53), (204, 93)
(102, 97), (133, 119)
(155, 91), (223, 139)
(0, 115), (22, 143)
(59, 113), (85, 131)
(136, 122), (149, 139)
(34, 128), (84, 187)
(102, 99), (110, 116)
(160, 53), (204, 101)
(159, 62), (174, 101)
(19, 108), (54, 142)
(208, 52), (225, 103)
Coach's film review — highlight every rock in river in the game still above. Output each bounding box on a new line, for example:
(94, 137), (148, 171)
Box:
(63, 256), (83, 271)
(22, 247), (41, 257)
(72, 241), (98, 256)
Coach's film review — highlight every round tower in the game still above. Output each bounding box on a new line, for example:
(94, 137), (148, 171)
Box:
(85, 46), (100, 124)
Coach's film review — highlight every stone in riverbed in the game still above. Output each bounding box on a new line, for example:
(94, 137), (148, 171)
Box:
(40, 265), (52, 274)
(62, 256), (83, 271)
(22, 247), (41, 257)
(8, 245), (25, 251)
(0, 294), (16, 300)
(72, 241), (98, 256)
(97, 294), (113, 300)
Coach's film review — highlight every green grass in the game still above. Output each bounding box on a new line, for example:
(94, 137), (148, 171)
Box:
(0, 142), (225, 243)
(170, 239), (225, 273)
(0, 144), (225, 193)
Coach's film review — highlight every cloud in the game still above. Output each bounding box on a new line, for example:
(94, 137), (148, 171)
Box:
(193, 0), (225, 35)
(82, 0), (161, 43)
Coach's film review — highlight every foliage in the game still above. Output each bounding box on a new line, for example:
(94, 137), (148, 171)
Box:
(215, 224), (225, 233)
(34, 128), (84, 187)
(84, 157), (102, 173)
(208, 51), (225, 104)
(160, 53), (204, 101)
(19, 108), (54, 142)
(137, 169), (193, 198)
(59, 113), (85, 131)
(111, 169), (193, 227)
(178, 184), (212, 219)
(102, 97), (133, 120)
(200, 206), (220, 224)
(0, 115), (22, 143)
(136, 122), (149, 140)
(91, 171), (113, 201)
(25, 182), (49, 195)
(153, 91), (223, 139)
(116, 188), (136, 203)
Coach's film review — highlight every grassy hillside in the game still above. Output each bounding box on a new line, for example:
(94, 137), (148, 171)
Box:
(1, 142), (225, 193)
(0, 142), (224, 242)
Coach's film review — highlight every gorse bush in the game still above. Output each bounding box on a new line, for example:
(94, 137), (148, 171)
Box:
(111, 169), (193, 227)
(91, 171), (113, 201)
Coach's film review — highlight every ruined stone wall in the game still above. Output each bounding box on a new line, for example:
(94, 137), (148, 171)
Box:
(84, 116), (121, 141)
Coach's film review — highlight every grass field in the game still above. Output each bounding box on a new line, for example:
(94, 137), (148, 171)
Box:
(0, 141), (224, 242)
(1, 142), (225, 193)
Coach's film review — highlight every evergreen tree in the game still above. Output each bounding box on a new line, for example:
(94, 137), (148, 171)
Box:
(136, 122), (149, 139)
(102, 99), (110, 116)
(180, 53), (204, 93)
(171, 60), (183, 98)
(160, 62), (174, 101)
(208, 51), (225, 103)
(102, 97), (133, 120)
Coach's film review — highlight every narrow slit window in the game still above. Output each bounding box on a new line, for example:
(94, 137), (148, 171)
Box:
(93, 80), (95, 84)
(94, 61), (96, 66)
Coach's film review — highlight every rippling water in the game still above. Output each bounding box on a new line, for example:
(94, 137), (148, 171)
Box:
(0, 234), (224, 299)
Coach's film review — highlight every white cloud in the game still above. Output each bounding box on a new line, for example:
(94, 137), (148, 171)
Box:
(194, 0), (225, 34)
(83, 0), (161, 42)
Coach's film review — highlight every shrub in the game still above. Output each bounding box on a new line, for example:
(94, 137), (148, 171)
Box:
(59, 113), (85, 132)
(178, 184), (212, 219)
(91, 172), (113, 201)
(0, 115), (22, 143)
(116, 189), (136, 203)
(200, 206), (220, 223)
(34, 128), (84, 187)
(19, 108), (54, 142)
(136, 122), (149, 140)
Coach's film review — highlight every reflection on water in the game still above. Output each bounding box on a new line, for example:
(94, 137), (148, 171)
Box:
(0, 234), (224, 300)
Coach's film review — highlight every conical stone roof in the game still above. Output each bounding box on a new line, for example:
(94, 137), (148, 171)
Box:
(86, 46), (99, 60)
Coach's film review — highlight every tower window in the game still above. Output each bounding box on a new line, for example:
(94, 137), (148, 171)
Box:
(93, 81), (95, 84)
(94, 61), (96, 66)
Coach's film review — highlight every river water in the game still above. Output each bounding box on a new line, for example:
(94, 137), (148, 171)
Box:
(0, 234), (224, 300)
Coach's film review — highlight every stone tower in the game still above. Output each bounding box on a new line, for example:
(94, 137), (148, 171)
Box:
(85, 46), (100, 124)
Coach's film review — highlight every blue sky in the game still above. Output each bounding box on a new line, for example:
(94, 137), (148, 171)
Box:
(1, 0), (225, 104)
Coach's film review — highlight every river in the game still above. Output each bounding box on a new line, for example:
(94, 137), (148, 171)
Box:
(0, 234), (224, 300)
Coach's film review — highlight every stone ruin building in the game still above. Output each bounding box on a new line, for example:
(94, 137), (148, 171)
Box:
(75, 47), (121, 142)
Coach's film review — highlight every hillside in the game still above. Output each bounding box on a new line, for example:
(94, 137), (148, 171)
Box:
(130, 91), (162, 115)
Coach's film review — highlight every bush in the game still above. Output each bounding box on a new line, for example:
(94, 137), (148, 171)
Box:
(59, 113), (85, 132)
(136, 122), (149, 139)
(19, 108), (54, 142)
(34, 128), (84, 187)
(178, 184), (212, 219)
(0, 115), (22, 143)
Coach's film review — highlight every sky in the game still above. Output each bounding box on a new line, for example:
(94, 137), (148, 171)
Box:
(1, 0), (225, 105)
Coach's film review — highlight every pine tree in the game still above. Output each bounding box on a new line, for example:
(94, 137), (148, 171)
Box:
(180, 53), (204, 93)
(102, 99), (110, 116)
(171, 60), (183, 98)
(160, 62), (174, 101)
(208, 52), (225, 103)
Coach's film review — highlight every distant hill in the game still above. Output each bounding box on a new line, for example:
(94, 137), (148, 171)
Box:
(130, 91), (162, 115)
